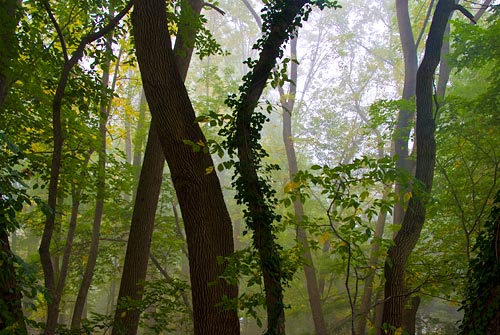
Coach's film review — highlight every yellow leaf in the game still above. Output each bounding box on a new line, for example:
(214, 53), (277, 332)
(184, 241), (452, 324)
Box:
(319, 232), (330, 244)
(205, 166), (214, 174)
(395, 327), (403, 335)
(121, 311), (126, 318)
(403, 192), (412, 202)
(196, 139), (205, 147)
(284, 181), (300, 193)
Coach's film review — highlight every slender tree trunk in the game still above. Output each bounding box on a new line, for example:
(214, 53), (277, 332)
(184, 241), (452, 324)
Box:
(280, 37), (327, 335)
(382, 1), (470, 332)
(71, 31), (113, 329)
(393, 0), (418, 226)
(232, 2), (318, 333)
(37, 4), (132, 334)
(356, 204), (389, 335)
(122, 2), (241, 335)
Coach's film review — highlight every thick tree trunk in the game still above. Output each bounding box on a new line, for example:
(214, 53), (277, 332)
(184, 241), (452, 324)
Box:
(402, 296), (420, 335)
(0, 2), (27, 333)
(382, 1), (462, 332)
(281, 37), (327, 335)
(0, 230), (27, 334)
(112, 2), (204, 334)
(131, 1), (240, 335)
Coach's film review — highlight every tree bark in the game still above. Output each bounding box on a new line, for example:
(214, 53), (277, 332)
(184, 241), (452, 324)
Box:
(382, 1), (466, 332)
(280, 37), (327, 335)
(131, 1), (240, 335)
(112, 1), (204, 334)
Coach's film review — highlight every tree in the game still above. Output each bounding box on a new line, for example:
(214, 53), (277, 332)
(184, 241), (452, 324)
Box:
(131, 1), (240, 334)
(37, 2), (133, 333)
(381, 1), (475, 333)
(112, 1), (205, 334)
(0, 0), (26, 333)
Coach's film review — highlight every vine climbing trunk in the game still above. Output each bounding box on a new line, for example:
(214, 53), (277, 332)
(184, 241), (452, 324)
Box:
(228, 1), (337, 334)
(131, 1), (240, 335)
(381, 1), (474, 333)
(112, 1), (204, 334)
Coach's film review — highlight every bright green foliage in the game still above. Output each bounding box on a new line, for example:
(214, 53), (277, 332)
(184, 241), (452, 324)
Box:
(288, 156), (403, 257)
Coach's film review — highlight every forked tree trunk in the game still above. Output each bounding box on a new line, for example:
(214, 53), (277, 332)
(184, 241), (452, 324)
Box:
(382, 1), (472, 332)
(112, 1), (204, 334)
(37, 4), (133, 334)
(131, 1), (240, 335)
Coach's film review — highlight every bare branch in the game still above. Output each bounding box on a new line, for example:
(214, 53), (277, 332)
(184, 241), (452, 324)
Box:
(42, 1), (69, 62)
(455, 4), (477, 24)
(203, 2), (225, 15)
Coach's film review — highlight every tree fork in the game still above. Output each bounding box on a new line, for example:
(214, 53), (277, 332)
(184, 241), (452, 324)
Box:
(382, 1), (474, 333)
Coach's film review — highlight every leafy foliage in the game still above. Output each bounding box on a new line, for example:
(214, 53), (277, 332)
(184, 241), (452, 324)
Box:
(460, 190), (500, 334)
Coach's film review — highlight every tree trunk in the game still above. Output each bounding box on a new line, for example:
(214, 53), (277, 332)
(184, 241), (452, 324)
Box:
(37, 4), (133, 334)
(130, 1), (240, 335)
(0, 230), (27, 334)
(280, 37), (327, 335)
(231, 2), (317, 333)
(382, 1), (463, 332)
(112, 2), (203, 335)
(71, 27), (115, 329)
(0, 1), (27, 333)
(402, 296), (420, 335)
(393, 0), (418, 226)
(356, 204), (388, 335)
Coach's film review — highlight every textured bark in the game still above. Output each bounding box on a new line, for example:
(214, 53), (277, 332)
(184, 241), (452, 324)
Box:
(0, 0), (20, 108)
(401, 296), (420, 335)
(112, 2), (203, 334)
(280, 37), (327, 335)
(131, 1), (240, 335)
(37, 3), (133, 334)
(382, 1), (460, 332)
